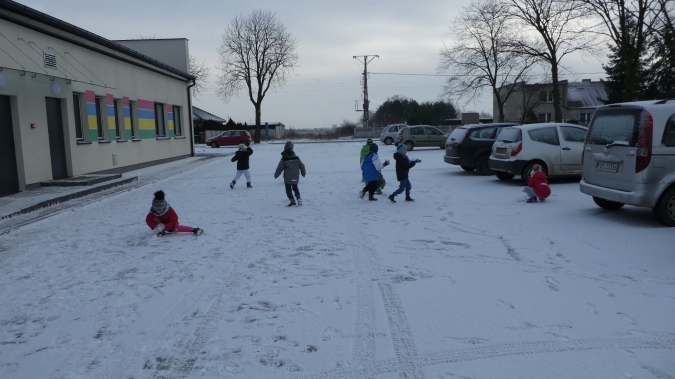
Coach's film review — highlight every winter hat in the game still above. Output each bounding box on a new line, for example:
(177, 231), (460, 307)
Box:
(238, 143), (247, 151)
(366, 138), (373, 144)
(369, 143), (379, 154)
(151, 190), (169, 215)
(284, 140), (294, 151)
(397, 144), (407, 153)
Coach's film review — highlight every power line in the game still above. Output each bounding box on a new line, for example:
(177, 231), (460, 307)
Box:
(371, 71), (606, 77)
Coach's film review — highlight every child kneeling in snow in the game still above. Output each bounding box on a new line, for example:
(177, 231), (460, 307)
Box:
(523, 165), (550, 203)
(145, 190), (203, 235)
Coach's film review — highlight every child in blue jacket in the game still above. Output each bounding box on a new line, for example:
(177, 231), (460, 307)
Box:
(360, 143), (389, 201)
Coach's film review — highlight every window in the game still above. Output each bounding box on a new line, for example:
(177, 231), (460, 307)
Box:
(470, 127), (497, 140)
(540, 91), (553, 102)
(232, 131), (241, 137)
(409, 127), (424, 135)
(538, 113), (552, 123)
(587, 109), (641, 146)
(154, 103), (166, 137)
(580, 112), (592, 123)
(221, 131), (231, 137)
(73, 93), (83, 140)
(130, 101), (139, 140)
(95, 96), (104, 140)
(528, 127), (560, 145)
(560, 126), (587, 142)
(425, 127), (442, 135)
(173, 105), (182, 136)
(662, 114), (675, 147)
(389, 125), (399, 132)
(114, 99), (124, 140)
(496, 128), (522, 142)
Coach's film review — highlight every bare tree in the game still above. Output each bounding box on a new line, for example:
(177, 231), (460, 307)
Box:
(188, 55), (211, 100)
(217, 10), (298, 144)
(575, 0), (660, 101)
(438, 0), (537, 122)
(507, 0), (597, 122)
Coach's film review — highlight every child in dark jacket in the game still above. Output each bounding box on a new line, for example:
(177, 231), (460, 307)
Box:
(230, 143), (253, 189)
(145, 190), (203, 235)
(360, 143), (390, 201)
(523, 164), (551, 203)
(274, 141), (307, 206)
(388, 144), (420, 202)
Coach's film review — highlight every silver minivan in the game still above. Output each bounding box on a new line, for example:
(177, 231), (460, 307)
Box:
(579, 100), (675, 226)
(380, 124), (407, 145)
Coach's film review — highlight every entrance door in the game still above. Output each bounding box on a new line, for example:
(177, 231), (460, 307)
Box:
(46, 97), (67, 180)
(0, 96), (20, 196)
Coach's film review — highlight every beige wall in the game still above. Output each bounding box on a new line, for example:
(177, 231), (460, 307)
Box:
(0, 19), (192, 189)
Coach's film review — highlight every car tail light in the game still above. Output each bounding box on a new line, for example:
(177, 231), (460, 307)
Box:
(510, 142), (522, 157)
(635, 110), (653, 173)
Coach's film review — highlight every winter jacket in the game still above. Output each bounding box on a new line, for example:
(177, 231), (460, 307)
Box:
(274, 150), (306, 184)
(362, 153), (384, 182)
(528, 171), (551, 199)
(146, 207), (179, 231)
(231, 147), (253, 170)
(393, 152), (416, 181)
(360, 143), (372, 164)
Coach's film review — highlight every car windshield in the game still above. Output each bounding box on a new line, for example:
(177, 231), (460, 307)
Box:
(496, 128), (522, 143)
(587, 109), (641, 146)
(448, 128), (468, 142)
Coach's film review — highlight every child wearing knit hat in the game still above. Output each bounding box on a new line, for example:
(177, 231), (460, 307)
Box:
(145, 190), (203, 236)
(388, 144), (420, 203)
(359, 138), (374, 182)
(230, 143), (254, 189)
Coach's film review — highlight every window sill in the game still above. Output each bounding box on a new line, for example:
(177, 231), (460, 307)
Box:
(156, 137), (170, 140)
(131, 138), (142, 142)
(76, 140), (92, 145)
(116, 139), (128, 143)
(174, 136), (186, 139)
(98, 140), (111, 144)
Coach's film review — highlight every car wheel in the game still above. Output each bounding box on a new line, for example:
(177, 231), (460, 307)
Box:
(384, 137), (393, 145)
(460, 165), (474, 172)
(652, 187), (675, 226)
(405, 141), (414, 151)
(475, 155), (493, 176)
(593, 196), (625, 210)
(210, 142), (219, 148)
(496, 172), (515, 181)
(521, 162), (548, 184)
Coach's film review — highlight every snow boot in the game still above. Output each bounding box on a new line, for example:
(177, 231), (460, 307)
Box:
(539, 197), (546, 203)
(247, 182), (252, 188)
(297, 198), (303, 206)
(388, 194), (396, 203)
(192, 228), (203, 236)
(375, 189), (383, 195)
(368, 195), (378, 201)
(288, 199), (297, 206)
(405, 195), (414, 202)
(359, 190), (366, 199)
(526, 197), (538, 203)
(230, 180), (236, 189)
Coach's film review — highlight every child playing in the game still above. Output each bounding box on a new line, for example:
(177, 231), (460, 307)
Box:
(274, 141), (306, 206)
(360, 138), (373, 182)
(360, 143), (389, 201)
(523, 164), (551, 203)
(388, 144), (420, 202)
(146, 190), (203, 235)
(230, 143), (254, 189)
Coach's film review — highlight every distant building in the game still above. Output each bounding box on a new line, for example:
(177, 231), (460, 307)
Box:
(260, 122), (285, 139)
(494, 79), (608, 125)
(0, 2), (194, 196)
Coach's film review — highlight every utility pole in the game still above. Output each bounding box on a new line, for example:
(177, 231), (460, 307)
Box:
(353, 55), (378, 129)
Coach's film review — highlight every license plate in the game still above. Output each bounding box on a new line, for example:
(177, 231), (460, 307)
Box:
(596, 162), (619, 173)
(496, 147), (507, 154)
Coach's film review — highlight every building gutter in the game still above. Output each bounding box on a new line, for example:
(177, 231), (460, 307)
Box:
(187, 79), (196, 157)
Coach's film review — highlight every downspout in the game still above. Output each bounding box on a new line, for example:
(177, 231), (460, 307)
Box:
(187, 79), (196, 157)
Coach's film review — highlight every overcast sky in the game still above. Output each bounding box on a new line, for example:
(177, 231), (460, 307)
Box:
(20, 0), (607, 128)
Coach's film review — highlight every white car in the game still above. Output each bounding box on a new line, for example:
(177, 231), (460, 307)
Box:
(489, 123), (588, 183)
(379, 124), (407, 145)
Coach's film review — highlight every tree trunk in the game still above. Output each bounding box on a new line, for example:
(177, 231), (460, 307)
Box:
(623, 53), (637, 101)
(254, 105), (261, 144)
(551, 61), (563, 123)
(495, 89), (505, 122)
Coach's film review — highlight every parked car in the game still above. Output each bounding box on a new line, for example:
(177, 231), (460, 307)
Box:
(397, 125), (446, 151)
(444, 123), (518, 175)
(489, 123), (588, 183)
(579, 100), (675, 226)
(380, 124), (407, 145)
(206, 130), (252, 148)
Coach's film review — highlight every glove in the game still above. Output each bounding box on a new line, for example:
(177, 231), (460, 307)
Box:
(154, 223), (165, 232)
(383, 160), (390, 167)
(415, 159), (421, 163)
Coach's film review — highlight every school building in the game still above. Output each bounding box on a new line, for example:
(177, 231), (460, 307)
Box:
(0, 1), (195, 196)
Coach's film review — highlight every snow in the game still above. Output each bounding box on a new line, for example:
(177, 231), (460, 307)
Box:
(0, 142), (673, 379)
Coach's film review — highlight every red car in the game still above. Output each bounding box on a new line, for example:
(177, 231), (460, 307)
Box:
(206, 130), (252, 148)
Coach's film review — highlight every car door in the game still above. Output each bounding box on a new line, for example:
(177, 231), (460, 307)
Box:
(526, 126), (562, 174)
(409, 126), (425, 146)
(425, 127), (445, 146)
(232, 131), (242, 144)
(559, 126), (587, 173)
(218, 131), (231, 145)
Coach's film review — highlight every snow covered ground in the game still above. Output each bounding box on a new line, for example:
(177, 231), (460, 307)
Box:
(0, 141), (673, 379)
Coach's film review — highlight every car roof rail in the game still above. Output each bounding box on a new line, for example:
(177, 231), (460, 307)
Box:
(654, 99), (675, 105)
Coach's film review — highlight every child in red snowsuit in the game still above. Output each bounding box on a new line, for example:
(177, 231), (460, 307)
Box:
(523, 165), (551, 203)
(145, 190), (202, 235)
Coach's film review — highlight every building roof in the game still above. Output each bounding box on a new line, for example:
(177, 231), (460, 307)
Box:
(566, 81), (607, 108)
(0, 1), (194, 81)
(192, 106), (226, 123)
